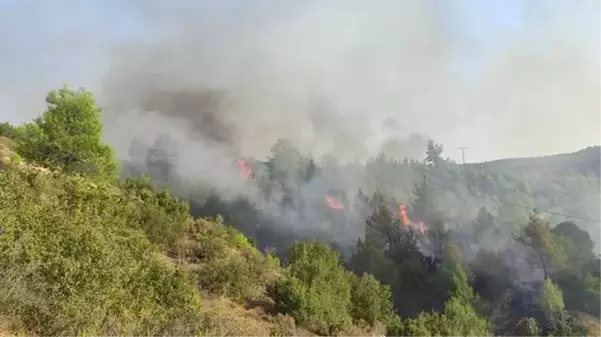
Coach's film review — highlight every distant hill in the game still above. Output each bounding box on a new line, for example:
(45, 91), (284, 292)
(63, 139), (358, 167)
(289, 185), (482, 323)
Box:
(470, 146), (601, 177)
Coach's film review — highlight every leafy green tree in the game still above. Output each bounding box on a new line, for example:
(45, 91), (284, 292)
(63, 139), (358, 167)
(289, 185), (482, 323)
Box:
(534, 279), (565, 322)
(273, 241), (352, 335)
(552, 221), (595, 281)
(552, 221), (594, 254)
(349, 273), (395, 327)
(15, 86), (119, 179)
(443, 245), (476, 304)
(514, 214), (564, 279)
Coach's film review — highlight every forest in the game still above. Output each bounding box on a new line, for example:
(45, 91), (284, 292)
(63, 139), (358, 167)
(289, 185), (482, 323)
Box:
(0, 86), (599, 336)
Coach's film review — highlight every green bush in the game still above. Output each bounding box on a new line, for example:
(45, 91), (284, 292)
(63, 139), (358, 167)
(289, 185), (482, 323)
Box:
(273, 241), (353, 336)
(187, 218), (277, 302)
(0, 168), (202, 335)
(393, 297), (491, 336)
(122, 177), (190, 251)
(349, 273), (395, 328)
(198, 252), (271, 302)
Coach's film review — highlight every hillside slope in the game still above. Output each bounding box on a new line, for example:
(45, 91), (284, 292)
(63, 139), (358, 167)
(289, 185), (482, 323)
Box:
(470, 146), (600, 177)
(0, 139), (391, 336)
(0, 87), (395, 336)
(1, 87), (598, 337)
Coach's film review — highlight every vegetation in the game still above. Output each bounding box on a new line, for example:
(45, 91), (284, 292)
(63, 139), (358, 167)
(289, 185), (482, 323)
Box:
(0, 86), (599, 336)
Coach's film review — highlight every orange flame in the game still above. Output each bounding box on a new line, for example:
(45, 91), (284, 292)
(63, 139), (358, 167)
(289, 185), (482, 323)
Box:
(235, 160), (254, 180)
(399, 204), (410, 226)
(325, 194), (345, 210)
(398, 203), (427, 236)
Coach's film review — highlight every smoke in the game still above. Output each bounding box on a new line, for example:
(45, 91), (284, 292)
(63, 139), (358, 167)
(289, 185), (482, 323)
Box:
(1, 0), (597, 163)
(98, 0), (598, 163)
(1, 0), (599, 256)
(97, 2), (435, 227)
(100, 1), (446, 163)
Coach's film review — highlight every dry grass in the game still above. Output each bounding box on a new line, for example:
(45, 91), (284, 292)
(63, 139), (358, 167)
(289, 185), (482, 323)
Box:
(0, 136), (14, 149)
(0, 137), (16, 168)
(197, 296), (382, 337)
(574, 312), (601, 337)
(0, 137), (50, 174)
(199, 296), (272, 336)
(0, 315), (30, 336)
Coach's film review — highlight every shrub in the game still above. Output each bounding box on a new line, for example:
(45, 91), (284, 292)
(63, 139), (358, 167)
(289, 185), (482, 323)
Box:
(514, 317), (541, 336)
(273, 241), (352, 335)
(198, 253), (269, 302)
(0, 168), (202, 335)
(269, 314), (296, 337)
(122, 177), (190, 251)
(188, 219), (277, 302)
(349, 273), (395, 328)
(396, 297), (491, 336)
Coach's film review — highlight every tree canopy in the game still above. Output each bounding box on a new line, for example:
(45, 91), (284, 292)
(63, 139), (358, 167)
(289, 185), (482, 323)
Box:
(15, 86), (119, 180)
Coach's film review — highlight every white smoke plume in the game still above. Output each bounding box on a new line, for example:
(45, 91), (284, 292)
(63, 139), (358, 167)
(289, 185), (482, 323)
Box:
(0, 0), (598, 253)
(1, 0), (597, 163)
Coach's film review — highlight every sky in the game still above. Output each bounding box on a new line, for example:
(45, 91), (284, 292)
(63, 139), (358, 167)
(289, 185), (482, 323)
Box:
(0, 0), (598, 163)
(0, 0), (524, 100)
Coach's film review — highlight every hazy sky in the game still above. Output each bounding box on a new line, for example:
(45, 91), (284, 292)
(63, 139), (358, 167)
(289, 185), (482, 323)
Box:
(0, 0), (599, 163)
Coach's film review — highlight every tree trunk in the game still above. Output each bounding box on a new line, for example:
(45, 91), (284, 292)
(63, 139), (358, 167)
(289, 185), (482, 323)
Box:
(539, 253), (549, 280)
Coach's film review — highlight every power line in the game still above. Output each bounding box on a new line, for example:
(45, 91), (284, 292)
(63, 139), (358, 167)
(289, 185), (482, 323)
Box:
(458, 147), (468, 165)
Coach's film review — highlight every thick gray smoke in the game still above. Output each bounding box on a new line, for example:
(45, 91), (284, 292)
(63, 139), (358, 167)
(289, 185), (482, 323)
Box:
(98, 1), (445, 212)
(0, 0), (598, 256)
(94, 0), (600, 255)
(100, 0), (448, 163)
(1, 1), (597, 163)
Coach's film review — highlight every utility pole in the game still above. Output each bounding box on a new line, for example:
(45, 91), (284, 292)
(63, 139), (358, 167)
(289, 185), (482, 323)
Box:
(458, 147), (468, 165)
